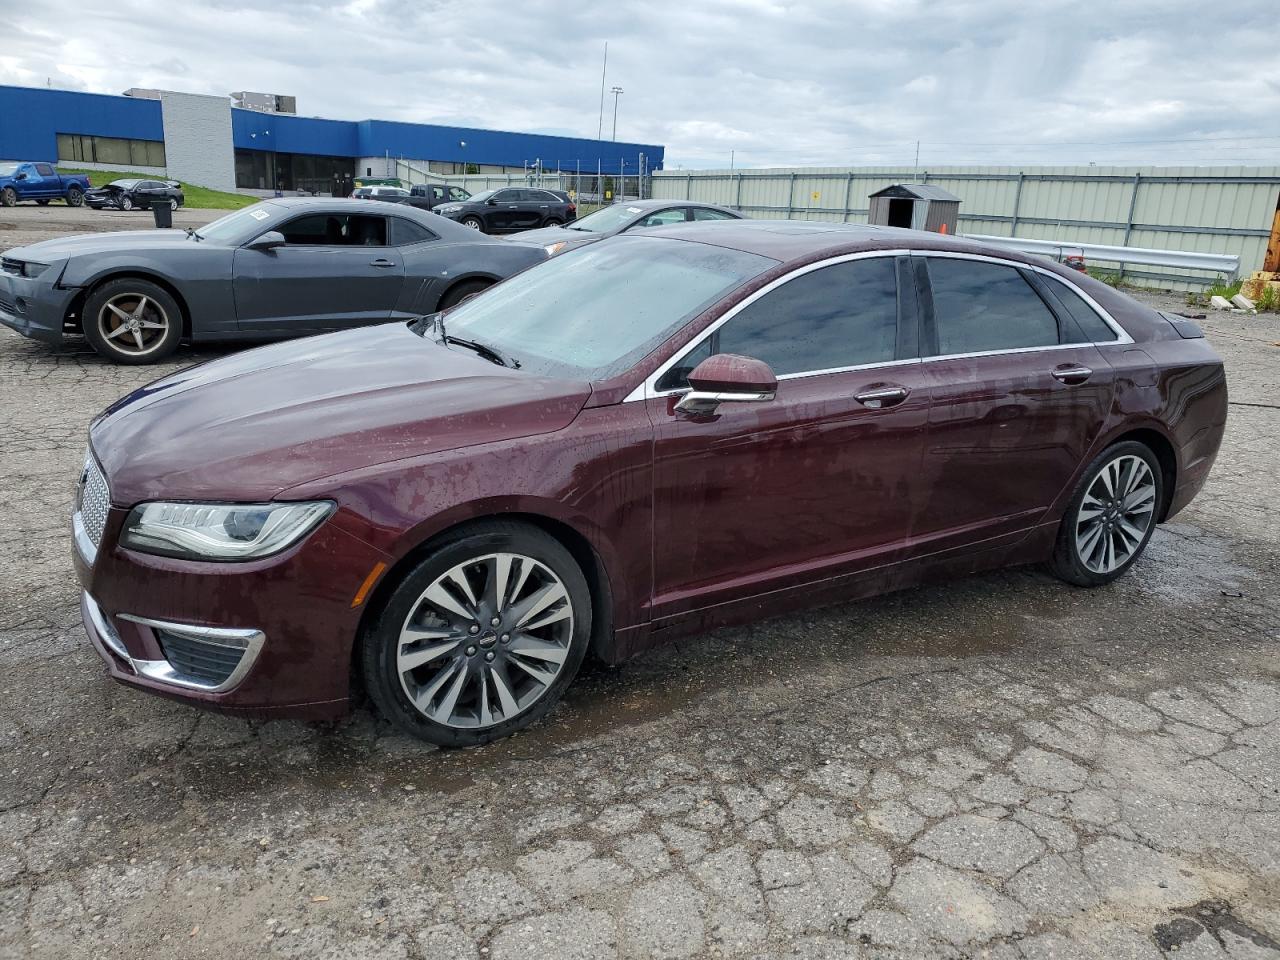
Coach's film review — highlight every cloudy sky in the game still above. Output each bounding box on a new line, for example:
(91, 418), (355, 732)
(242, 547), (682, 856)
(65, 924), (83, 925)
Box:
(3, 0), (1278, 169)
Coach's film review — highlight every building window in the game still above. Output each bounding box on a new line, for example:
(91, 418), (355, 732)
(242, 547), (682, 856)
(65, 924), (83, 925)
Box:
(56, 133), (166, 168)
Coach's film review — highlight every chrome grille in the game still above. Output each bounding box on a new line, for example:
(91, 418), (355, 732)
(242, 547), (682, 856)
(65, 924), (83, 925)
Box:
(77, 455), (110, 548)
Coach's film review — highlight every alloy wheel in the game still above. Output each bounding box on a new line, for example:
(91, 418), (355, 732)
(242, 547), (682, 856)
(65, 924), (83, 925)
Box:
(396, 552), (574, 729)
(97, 293), (171, 356)
(169, 197), (179, 210)
(1074, 454), (1157, 574)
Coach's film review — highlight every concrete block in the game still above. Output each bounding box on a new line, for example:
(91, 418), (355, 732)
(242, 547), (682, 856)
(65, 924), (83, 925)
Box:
(1209, 295), (1233, 311)
(1230, 293), (1256, 311)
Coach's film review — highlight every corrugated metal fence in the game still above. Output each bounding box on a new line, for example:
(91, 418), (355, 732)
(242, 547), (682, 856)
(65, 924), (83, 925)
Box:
(651, 165), (1280, 289)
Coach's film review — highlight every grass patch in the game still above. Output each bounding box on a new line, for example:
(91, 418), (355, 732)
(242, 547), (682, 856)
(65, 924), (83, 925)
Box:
(57, 167), (257, 210)
(1257, 285), (1279, 313)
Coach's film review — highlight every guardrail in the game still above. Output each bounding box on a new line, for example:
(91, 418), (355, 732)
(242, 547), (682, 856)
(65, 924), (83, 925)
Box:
(963, 235), (1240, 281)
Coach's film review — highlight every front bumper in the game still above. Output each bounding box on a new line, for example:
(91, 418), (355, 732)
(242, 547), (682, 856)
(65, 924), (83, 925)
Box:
(0, 270), (75, 343)
(74, 501), (392, 720)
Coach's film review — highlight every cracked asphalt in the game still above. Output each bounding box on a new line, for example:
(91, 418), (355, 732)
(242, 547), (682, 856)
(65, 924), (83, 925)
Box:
(2, 211), (1280, 959)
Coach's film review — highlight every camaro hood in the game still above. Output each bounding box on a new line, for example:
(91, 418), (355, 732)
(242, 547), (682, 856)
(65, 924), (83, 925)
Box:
(90, 323), (592, 504)
(8, 231), (195, 261)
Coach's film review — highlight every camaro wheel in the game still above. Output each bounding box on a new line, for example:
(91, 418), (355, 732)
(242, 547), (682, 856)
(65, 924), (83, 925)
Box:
(439, 279), (492, 309)
(66, 186), (84, 207)
(82, 278), (183, 365)
(0, 187), (15, 207)
(461, 215), (484, 232)
(362, 522), (591, 747)
(1050, 441), (1163, 586)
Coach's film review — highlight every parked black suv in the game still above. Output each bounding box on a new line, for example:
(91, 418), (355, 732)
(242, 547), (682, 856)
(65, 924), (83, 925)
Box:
(432, 188), (576, 234)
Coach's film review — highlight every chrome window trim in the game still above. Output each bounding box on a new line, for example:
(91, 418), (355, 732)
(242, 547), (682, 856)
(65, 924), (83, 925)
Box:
(623, 246), (1131, 403)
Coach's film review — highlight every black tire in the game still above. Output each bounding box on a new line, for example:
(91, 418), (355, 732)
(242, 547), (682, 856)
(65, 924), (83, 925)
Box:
(82, 277), (183, 365)
(544, 217), (563, 227)
(169, 197), (179, 210)
(1049, 440), (1163, 587)
(361, 521), (592, 748)
(66, 186), (84, 207)
(0, 187), (15, 207)
(461, 215), (485, 232)
(36, 199), (50, 206)
(439, 278), (492, 310)
(119, 195), (134, 211)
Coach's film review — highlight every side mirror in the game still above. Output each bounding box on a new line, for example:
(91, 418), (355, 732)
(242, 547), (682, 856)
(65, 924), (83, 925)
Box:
(14, 172), (27, 181)
(675, 354), (777, 415)
(247, 231), (286, 251)
(486, 197), (499, 205)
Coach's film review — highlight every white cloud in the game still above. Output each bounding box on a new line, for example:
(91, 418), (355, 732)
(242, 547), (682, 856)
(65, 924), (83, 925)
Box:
(3, 0), (1277, 168)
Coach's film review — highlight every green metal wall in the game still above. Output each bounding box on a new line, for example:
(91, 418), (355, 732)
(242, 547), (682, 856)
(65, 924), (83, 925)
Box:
(651, 165), (1280, 289)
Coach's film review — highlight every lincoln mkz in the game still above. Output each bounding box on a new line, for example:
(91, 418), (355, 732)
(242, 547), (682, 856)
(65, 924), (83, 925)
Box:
(73, 221), (1227, 746)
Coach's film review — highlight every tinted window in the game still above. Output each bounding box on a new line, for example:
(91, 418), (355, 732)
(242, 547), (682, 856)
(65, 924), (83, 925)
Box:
(389, 218), (435, 246)
(279, 214), (387, 246)
(633, 208), (687, 229)
(926, 258), (1059, 355)
(1042, 276), (1118, 343)
(692, 208), (737, 221)
(35, 163), (55, 176)
(533, 191), (561, 202)
(491, 190), (519, 202)
(710, 257), (900, 377)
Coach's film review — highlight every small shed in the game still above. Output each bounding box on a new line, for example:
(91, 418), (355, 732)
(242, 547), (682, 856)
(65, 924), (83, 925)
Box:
(868, 184), (962, 234)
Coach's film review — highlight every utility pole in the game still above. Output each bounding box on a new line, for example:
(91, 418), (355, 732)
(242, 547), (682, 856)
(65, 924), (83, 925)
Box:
(730, 149), (735, 171)
(596, 42), (609, 141)
(913, 140), (920, 174)
(610, 86), (623, 141)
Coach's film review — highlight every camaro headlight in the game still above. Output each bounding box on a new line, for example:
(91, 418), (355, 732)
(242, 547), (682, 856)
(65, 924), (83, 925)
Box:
(120, 501), (334, 561)
(21, 261), (50, 278)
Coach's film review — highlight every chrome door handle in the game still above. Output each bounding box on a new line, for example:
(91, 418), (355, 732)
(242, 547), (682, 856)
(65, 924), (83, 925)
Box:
(1051, 364), (1093, 384)
(369, 258), (395, 268)
(854, 386), (909, 409)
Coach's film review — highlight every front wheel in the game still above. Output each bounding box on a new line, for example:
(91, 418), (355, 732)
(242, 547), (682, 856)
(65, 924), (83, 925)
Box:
(169, 197), (179, 210)
(543, 217), (563, 227)
(1049, 441), (1163, 586)
(461, 215), (485, 232)
(0, 187), (16, 207)
(82, 278), (183, 364)
(361, 521), (592, 748)
(119, 195), (134, 211)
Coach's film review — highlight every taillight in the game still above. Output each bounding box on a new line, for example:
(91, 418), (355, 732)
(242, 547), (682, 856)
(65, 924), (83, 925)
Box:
(568, 204), (576, 213)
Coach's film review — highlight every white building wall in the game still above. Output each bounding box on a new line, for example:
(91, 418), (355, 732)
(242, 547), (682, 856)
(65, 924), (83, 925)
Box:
(357, 156), (397, 179)
(158, 91), (236, 191)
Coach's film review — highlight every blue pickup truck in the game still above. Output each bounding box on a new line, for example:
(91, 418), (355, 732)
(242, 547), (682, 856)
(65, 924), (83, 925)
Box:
(0, 162), (91, 207)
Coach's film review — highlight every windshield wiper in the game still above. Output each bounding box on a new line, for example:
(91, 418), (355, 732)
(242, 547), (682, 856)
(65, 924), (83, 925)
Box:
(444, 335), (520, 369)
(185, 227), (204, 241)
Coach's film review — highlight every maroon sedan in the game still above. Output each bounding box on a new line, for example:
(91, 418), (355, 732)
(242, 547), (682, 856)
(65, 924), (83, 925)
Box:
(74, 222), (1227, 747)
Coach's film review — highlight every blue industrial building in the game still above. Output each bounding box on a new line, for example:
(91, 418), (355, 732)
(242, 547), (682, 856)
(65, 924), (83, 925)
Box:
(0, 84), (664, 193)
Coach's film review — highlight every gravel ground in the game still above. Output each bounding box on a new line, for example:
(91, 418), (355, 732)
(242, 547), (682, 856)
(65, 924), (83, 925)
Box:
(2, 212), (1280, 959)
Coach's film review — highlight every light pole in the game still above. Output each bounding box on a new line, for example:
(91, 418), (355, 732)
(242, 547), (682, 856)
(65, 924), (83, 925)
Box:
(610, 86), (623, 141)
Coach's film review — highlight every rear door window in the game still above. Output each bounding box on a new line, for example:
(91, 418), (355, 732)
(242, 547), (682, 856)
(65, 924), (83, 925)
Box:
(35, 163), (55, 176)
(1040, 275), (1119, 343)
(633, 208), (688, 229)
(924, 258), (1060, 355)
(389, 217), (436, 246)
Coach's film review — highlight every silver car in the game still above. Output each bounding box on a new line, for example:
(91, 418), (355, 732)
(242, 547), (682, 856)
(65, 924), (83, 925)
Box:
(0, 198), (547, 364)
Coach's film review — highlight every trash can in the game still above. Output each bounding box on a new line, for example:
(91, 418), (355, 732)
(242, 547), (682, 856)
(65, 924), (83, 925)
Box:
(152, 202), (173, 229)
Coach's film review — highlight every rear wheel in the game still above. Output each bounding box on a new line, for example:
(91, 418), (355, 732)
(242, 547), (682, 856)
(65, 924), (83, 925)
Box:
(362, 522), (591, 747)
(1, 187), (15, 207)
(82, 278), (183, 364)
(439, 279), (492, 309)
(66, 186), (84, 207)
(169, 197), (179, 210)
(461, 215), (485, 232)
(543, 217), (563, 227)
(1049, 441), (1162, 586)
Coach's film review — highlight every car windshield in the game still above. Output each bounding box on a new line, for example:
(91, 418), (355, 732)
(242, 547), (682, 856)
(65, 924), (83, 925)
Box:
(110, 179), (141, 188)
(432, 236), (776, 380)
(466, 190), (495, 203)
(566, 204), (644, 233)
(193, 204), (278, 244)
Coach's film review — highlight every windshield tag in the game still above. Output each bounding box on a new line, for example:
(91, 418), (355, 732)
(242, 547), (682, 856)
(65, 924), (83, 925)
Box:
(249, 209), (270, 221)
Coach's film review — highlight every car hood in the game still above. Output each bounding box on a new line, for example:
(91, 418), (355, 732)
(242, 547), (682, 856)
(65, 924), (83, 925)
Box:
(7, 230), (195, 261)
(506, 226), (601, 247)
(90, 323), (593, 504)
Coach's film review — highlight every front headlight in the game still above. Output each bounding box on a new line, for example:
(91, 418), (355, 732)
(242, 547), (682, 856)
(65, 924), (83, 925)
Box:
(21, 261), (50, 278)
(120, 501), (334, 561)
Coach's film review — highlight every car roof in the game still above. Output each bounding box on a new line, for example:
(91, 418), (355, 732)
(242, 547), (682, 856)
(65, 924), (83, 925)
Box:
(257, 197), (497, 240)
(641, 219), (1050, 267)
